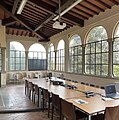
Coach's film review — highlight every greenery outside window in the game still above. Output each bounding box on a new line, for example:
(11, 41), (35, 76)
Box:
(56, 40), (65, 71)
(69, 34), (82, 73)
(85, 26), (108, 76)
(48, 43), (55, 70)
(113, 23), (119, 77)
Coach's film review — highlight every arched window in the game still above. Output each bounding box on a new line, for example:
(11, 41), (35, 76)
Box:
(85, 26), (108, 76)
(56, 40), (65, 71)
(69, 34), (82, 73)
(48, 43), (55, 70)
(10, 41), (25, 71)
(113, 23), (119, 77)
(28, 43), (47, 71)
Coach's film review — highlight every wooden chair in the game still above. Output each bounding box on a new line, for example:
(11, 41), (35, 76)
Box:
(29, 82), (35, 102)
(100, 86), (105, 89)
(72, 80), (78, 83)
(34, 84), (40, 107)
(90, 84), (95, 87)
(25, 80), (29, 97)
(42, 89), (52, 118)
(91, 105), (119, 120)
(61, 99), (88, 120)
(51, 93), (61, 120)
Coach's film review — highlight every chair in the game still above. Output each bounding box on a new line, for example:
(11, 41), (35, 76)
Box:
(29, 82), (35, 102)
(100, 86), (104, 89)
(51, 93), (61, 120)
(42, 89), (52, 118)
(72, 80), (78, 83)
(61, 99), (88, 120)
(34, 84), (40, 107)
(90, 84), (95, 87)
(91, 105), (119, 120)
(25, 80), (29, 97)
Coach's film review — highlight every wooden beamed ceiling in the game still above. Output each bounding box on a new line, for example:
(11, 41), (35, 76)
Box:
(0, 0), (118, 42)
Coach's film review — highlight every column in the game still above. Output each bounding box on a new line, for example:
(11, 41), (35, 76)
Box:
(82, 44), (86, 74)
(1, 47), (6, 73)
(25, 51), (28, 71)
(108, 39), (113, 77)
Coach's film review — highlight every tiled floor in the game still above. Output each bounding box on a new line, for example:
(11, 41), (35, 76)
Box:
(0, 84), (56, 120)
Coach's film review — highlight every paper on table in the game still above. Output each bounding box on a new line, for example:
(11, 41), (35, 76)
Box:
(74, 99), (88, 105)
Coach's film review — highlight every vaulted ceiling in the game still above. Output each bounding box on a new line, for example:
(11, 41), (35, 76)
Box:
(0, 0), (118, 42)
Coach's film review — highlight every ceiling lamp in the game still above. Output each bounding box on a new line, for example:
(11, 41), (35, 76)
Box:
(17, 0), (27, 14)
(53, 0), (66, 29)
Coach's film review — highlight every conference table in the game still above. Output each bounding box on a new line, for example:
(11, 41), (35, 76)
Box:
(27, 77), (119, 120)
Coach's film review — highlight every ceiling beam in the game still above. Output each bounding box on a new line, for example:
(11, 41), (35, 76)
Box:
(2, 17), (16, 26)
(6, 26), (49, 42)
(33, 0), (84, 31)
(0, 0), (48, 39)
(12, 0), (19, 14)
(63, 13), (84, 27)
(28, 0), (55, 14)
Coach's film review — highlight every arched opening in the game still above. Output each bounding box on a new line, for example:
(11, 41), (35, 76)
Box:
(85, 26), (108, 76)
(48, 43), (55, 70)
(113, 23), (119, 77)
(69, 34), (82, 73)
(10, 41), (25, 71)
(28, 43), (47, 71)
(56, 40), (65, 71)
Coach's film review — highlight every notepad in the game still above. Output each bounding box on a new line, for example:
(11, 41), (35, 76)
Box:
(74, 99), (88, 105)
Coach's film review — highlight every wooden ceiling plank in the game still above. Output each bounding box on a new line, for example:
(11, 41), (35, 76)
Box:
(80, 4), (99, 15)
(85, 0), (105, 12)
(74, 7), (93, 17)
(82, 1), (102, 12)
(28, 0), (55, 14)
(0, 0), (48, 39)
(12, 0), (19, 14)
(71, 8), (91, 18)
(97, 0), (111, 9)
(108, 0), (119, 5)
(2, 16), (16, 26)
(34, 0), (84, 31)
(76, 5), (95, 16)
(26, 3), (49, 15)
(63, 13), (84, 27)
(24, 6), (47, 18)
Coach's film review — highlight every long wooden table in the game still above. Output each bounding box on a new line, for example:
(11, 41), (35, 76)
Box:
(27, 77), (119, 120)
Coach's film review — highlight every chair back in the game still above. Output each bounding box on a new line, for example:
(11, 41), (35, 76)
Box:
(25, 80), (29, 87)
(104, 105), (119, 120)
(43, 89), (50, 101)
(34, 84), (39, 95)
(29, 82), (34, 91)
(61, 99), (76, 120)
(52, 93), (60, 109)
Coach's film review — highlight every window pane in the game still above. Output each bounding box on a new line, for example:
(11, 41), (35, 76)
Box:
(85, 26), (108, 76)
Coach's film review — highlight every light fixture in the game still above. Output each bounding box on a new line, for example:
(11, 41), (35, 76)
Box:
(53, 0), (83, 21)
(17, 0), (27, 14)
(53, 21), (66, 29)
(53, 0), (66, 29)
